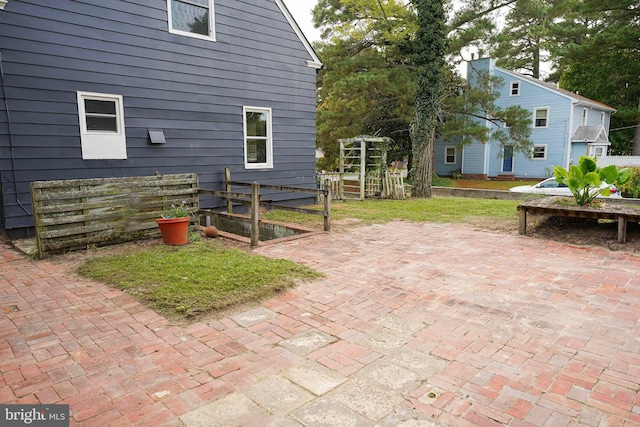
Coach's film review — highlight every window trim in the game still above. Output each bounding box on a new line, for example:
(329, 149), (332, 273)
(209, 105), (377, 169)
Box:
(533, 107), (549, 128)
(582, 107), (588, 126)
(167, 0), (216, 41)
(532, 144), (547, 160)
(588, 144), (607, 157)
(444, 146), (457, 164)
(600, 111), (605, 126)
(509, 81), (520, 97)
(77, 91), (127, 160)
(243, 106), (273, 169)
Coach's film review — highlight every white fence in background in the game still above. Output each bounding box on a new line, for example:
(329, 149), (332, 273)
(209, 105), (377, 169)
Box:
(598, 156), (640, 167)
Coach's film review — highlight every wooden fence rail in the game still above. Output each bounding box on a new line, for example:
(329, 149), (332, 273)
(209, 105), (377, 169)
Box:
(198, 168), (331, 247)
(31, 174), (198, 257)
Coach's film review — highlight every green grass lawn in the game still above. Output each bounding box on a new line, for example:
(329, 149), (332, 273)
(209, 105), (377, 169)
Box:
(78, 190), (521, 322)
(77, 241), (322, 320)
(264, 197), (520, 228)
(451, 179), (536, 190)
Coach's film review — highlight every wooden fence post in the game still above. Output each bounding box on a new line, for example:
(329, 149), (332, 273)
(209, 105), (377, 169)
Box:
(250, 182), (260, 247)
(324, 178), (331, 232)
(224, 167), (233, 214)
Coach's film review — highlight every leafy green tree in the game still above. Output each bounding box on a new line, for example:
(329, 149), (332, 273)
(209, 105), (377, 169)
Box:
(489, 0), (557, 78)
(447, 0), (518, 60)
(315, 40), (415, 171)
(313, 0), (417, 170)
(312, 0), (533, 187)
(551, 0), (640, 154)
(441, 68), (532, 151)
(559, 50), (639, 155)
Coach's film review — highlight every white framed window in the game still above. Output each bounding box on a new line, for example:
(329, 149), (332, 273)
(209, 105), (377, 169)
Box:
(243, 106), (273, 169)
(582, 108), (588, 125)
(600, 111), (605, 125)
(589, 145), (606, 157)
(532, 144), (546, 160)
(509, 81), (520, 96)
(534, 107), (549, 128)
(445, 146), (457, 164)
(77, 92), (127, 160)
(168, 0), (215, 41)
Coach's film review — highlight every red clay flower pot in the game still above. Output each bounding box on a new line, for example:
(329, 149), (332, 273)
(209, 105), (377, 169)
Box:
(155, 217), (189, 245)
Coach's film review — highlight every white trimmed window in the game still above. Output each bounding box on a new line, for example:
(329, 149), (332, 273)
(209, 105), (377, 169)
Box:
(168, 0), (215, 41)
(510, 81), (520, 96)
(445, 146), (457, 164)
(243, 106), (273, 169)
(589, 145), (606, 157)
(582, 108), (588, 125)
(600, 111), (605, 125)
(77, 92), (127, 160)
(532, 144), (546, 160)
(534, 107), (549, 128)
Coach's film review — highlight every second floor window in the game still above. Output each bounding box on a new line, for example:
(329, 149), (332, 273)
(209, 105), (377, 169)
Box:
(168, 0), (215, 40)
(534, 108), (549, 128)
(510, 82), (520, 96)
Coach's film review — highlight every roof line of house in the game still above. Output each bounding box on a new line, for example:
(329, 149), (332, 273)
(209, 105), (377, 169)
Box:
(496, 65), (616, 112)
(275, 0), (323, 69)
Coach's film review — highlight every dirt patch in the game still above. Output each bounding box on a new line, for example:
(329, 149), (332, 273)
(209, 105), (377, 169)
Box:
(467, 213), (640, 254)
(523, 215), (640, 253)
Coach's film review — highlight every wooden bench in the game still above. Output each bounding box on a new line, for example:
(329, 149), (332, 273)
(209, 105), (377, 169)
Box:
(518, 198), (640, 244)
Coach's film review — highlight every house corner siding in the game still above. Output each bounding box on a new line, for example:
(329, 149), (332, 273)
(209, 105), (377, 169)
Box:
(0, 0), (319, 230)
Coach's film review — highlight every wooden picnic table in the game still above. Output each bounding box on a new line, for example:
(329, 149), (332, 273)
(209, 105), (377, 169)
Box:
(518, 197), (640, 244)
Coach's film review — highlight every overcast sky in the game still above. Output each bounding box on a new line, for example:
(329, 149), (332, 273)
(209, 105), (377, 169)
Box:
(281, 0), (321, 43)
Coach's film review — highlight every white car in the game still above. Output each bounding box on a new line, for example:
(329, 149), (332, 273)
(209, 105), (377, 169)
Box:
(509, 177), (621, 198)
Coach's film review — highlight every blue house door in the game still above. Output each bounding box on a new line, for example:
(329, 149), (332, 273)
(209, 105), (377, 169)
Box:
(502, 146), (513, 173)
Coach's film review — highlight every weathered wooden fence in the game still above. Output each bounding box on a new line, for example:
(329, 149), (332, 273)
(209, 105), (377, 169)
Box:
(199, 168), (331, 247)
(317, 170), (406, 200)
(30, 174), (198, 257)
(382, 171), (405, 199)
(317, 172), (341, 201)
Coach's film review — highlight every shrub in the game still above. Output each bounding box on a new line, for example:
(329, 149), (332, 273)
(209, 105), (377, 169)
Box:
(620, 166), (640, 198)
(553, 156), (631, 206)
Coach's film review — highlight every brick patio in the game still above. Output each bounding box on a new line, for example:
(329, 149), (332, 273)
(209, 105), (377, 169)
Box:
(1, 221), (639, 426)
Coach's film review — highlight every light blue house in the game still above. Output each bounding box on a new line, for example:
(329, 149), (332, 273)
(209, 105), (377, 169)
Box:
(436, 58), (616, 179)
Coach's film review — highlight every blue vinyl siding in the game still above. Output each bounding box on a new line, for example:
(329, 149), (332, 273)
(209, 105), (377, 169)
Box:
(434, 139), (463, 176)
(0, 0), (319, 230)
(461, 141), (488, 175)
(491, 67), (573, 178)
(437, 58), (612, 179)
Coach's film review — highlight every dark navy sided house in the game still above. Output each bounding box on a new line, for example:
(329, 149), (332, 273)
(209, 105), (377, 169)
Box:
(0, 0), (321, 237)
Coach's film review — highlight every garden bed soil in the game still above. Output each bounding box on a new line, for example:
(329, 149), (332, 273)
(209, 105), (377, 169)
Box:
(466, 214), (640, 254)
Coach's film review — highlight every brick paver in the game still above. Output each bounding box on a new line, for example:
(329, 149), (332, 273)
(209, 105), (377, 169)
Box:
(1, 221), (640, 426)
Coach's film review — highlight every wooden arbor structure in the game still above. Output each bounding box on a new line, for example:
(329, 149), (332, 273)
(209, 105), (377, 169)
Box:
(336, 136), (405, 200)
